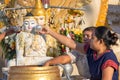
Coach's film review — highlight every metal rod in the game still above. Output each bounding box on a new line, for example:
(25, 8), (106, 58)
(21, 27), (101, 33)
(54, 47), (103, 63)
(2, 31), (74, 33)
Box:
(3, 7), (34, 11)
(3, 6), (85, 11)
(49, 6), (86, 10)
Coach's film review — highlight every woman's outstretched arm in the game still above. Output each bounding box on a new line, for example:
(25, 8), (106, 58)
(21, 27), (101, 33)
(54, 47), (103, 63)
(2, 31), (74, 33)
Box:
(39, 27), (85, 53)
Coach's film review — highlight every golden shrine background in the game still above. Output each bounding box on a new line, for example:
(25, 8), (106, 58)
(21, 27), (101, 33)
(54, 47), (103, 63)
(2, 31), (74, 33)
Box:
(0, 0), (120, 78)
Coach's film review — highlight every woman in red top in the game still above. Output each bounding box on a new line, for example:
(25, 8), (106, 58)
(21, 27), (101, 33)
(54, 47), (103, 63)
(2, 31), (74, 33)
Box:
(39, 26), (119, 80)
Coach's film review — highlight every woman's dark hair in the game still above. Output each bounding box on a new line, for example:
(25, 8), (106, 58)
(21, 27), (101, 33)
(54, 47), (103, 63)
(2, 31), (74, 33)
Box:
(83, 26), (96, 33)
(95, 26), (118, 49)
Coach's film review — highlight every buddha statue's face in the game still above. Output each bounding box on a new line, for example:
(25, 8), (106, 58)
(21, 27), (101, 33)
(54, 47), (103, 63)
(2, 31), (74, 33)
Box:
(23, 17), (37, 32)
(35, 16), (45, 26)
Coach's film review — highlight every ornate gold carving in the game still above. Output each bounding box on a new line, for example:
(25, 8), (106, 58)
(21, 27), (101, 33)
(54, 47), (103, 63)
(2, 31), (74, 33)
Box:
(68, 9), (84, 16)
(17, 0), (35, 7)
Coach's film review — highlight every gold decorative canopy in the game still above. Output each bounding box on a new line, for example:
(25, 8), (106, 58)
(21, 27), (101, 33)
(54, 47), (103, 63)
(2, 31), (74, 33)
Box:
(31, 0), (45, 16)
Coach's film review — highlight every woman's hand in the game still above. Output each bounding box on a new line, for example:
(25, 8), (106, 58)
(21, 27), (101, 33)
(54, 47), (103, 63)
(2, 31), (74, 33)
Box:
(43, 61), (51, 66)
(38, 26), (50, 35)
(5, 26), (21, 36)
(0, 32), (6, 41)
(0, 27), (17, 41)
(5, 28), (15, 36)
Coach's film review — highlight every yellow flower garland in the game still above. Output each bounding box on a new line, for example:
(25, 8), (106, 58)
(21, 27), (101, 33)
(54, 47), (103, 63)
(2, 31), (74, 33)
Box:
(96, 0), (108, 26)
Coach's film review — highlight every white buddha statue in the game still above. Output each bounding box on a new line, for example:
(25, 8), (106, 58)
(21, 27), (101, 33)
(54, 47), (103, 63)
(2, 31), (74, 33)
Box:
(7, 0), (53, 67)
(7, 16), (52, 67)
(16, 16), (53, 66)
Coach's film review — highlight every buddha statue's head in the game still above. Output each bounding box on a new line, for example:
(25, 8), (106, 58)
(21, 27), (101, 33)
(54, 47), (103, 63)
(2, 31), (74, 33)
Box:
(23, 16), (37, 32)
(34, 16), (45, 26)
(31, 0), (46, 26)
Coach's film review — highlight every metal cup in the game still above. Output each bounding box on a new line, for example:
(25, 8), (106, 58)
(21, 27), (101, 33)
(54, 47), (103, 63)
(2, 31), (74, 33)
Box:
(35, 25), (42, 33)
